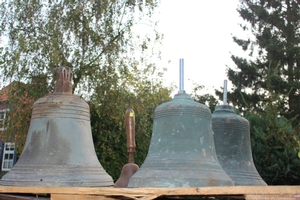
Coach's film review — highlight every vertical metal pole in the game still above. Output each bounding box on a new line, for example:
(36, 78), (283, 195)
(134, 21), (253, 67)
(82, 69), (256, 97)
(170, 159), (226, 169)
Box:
(223, 79), (228, 105)
(179, 58), (185, 93)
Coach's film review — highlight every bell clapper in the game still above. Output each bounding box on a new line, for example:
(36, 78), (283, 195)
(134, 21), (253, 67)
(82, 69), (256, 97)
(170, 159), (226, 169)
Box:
(114, 108), (139, 188)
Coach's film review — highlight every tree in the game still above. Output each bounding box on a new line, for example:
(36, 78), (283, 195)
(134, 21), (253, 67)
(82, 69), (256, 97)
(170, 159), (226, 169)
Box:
(191, 84), (219, 112)
(245, 93), (300, 185)
(0, 0), (162, 92)
(217, 0), (300, 185)
(0, 0), (173, 177)
(218, 0), (300, 121)
(90, 65), (173, 180)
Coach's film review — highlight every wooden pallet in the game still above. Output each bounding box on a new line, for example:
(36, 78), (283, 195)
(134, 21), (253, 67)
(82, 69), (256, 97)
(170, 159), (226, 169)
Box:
(0, 186), (299, 200)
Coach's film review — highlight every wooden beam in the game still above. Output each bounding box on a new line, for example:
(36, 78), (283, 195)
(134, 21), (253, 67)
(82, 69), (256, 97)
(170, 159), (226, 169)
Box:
(0, 186), (298, 199)
(0, 194), (49, 200)
(245, 194), (300, 200)
(51, 194), (117, 200)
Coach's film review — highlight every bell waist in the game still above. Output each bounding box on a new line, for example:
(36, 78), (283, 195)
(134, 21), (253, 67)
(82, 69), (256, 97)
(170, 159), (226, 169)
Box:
(31, 96), (90, 121)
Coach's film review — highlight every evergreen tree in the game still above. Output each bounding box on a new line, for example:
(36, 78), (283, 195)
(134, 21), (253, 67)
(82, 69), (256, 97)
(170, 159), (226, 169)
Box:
(218, 0), (300, 121)
(217, 0), (300, 185)
(245, 93), (300, 185)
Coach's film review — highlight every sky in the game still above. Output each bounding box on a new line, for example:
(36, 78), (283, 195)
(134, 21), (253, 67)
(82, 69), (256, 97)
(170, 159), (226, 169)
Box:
(154, 0), (248, 96)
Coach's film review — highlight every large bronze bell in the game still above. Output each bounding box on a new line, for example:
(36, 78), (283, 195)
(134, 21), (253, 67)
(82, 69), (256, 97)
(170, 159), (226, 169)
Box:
(129, 60), (233, 187)
(0, 66), (114, 187)
(212, 81), (266, 186)
(128, 92), (234, 187)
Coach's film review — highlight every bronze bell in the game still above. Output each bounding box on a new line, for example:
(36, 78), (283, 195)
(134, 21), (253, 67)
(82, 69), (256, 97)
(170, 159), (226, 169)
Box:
(0, 66), (114, 187)
(212, 80), (266, 186)
(128, 92), (234, 187)
(212, 104), (267, 186)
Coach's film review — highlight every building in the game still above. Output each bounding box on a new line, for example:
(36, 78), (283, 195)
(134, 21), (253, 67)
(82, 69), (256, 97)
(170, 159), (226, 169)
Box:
(0, 84), (17, 171)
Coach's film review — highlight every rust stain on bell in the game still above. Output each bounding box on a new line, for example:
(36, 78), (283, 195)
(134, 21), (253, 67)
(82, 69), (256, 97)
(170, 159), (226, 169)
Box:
(0, 66), (113, 187)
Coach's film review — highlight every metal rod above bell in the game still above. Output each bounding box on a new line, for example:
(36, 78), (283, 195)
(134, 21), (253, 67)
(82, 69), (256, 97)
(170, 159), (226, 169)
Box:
(178, 58), (185, 94)
(0, 66), (114, 187)
(223, 80), (228, 105)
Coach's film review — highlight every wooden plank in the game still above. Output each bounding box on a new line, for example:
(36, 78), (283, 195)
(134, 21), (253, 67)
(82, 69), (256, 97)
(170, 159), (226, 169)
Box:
(245, 194), (300, 200)
(0, 186), (298, 199)
(0, 194), (49, 200)
(51, 194), (148, 200)
(47, 186), (300, 196)
(137, 196), (160, 200)
(51, 194), (117, 200)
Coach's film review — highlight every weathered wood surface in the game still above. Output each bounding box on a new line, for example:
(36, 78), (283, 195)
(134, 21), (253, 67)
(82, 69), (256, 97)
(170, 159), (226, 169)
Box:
(0, 186), (298, 199)
(0, 194), (49, 200)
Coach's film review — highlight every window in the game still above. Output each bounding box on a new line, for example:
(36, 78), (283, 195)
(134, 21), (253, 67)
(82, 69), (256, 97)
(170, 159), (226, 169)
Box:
(2, 142), (16, 171)
(0, 109), (7, 131)
(0, 108), (9, 131)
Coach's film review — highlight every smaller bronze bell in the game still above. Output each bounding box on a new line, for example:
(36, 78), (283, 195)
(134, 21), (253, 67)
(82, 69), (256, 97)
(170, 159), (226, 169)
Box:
(212, 80), (267, 186)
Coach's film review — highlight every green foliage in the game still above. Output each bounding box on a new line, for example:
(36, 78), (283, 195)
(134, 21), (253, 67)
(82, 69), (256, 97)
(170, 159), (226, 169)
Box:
(239, 61), (300, 184)
(191, 84), (218, 112)
(246, 110), (300, 185)
(0, 0), (162, 91)
(89, 65), (172, 181)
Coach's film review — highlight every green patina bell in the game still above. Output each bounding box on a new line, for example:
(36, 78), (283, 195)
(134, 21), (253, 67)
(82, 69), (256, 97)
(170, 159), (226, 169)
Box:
(211, 80), (266, 186)
(128, 92), (234, 187)
(0, 66), (113, 187)
(212, 104), (267, 186)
